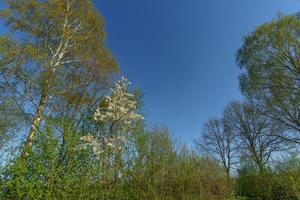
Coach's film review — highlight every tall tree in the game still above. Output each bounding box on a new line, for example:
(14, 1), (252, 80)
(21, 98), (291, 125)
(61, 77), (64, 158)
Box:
(237, 13), (300, 139)
(224, 101), (290, 172)
(195, 118), (237, 178)
(0, 0), (118, 154)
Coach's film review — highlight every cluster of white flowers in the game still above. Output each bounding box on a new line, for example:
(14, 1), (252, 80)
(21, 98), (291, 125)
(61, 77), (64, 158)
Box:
(103, 135), (127, 151)
(80, 135), (103, 155)
(79, 134), (127, 155)
(79, 77), (143, 155)
(93, 76), (144, 131)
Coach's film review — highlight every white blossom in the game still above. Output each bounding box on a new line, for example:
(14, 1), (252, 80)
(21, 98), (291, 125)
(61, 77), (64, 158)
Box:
(79, 77), (143, 155)
(79, 134), (127, 154)
(93, 76), (144, 131)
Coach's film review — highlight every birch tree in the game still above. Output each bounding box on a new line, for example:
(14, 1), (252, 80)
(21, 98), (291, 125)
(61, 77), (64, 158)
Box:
(0, 0), (118, 155)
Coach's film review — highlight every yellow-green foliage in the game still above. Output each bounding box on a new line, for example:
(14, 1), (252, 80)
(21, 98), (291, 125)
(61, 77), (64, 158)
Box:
(1, 127), (234, 200)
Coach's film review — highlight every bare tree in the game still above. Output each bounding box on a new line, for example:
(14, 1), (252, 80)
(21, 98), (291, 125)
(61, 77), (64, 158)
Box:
(195, 118), (237, 178)
(224, 101), (292, 173)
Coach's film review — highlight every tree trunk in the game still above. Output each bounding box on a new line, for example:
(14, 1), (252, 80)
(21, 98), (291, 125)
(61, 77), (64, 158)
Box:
(23, 71), (52, 156)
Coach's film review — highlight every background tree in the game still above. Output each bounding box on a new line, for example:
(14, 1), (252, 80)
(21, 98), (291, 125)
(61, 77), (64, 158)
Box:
(0, 98), (24, 165)
(194, 118), (237, 178)
(237, 13), (300, 140)
(224, 101), (291, 173)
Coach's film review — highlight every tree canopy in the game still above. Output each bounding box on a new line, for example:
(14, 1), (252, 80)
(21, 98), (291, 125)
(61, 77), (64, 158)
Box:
(237, 13), (300, 136)
(0, 0), (119, 154)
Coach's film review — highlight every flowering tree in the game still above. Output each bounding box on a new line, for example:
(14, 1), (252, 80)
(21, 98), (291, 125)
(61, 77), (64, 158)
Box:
(80, 76), (143, 154)
(94, 76), (143, 133)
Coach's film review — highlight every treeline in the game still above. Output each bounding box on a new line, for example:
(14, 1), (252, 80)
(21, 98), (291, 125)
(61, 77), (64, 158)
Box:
(194, 13), (300, 199)
(0, 0), (300, 200)
(195, 101), (300, 199)
(1, 125), (234, 199)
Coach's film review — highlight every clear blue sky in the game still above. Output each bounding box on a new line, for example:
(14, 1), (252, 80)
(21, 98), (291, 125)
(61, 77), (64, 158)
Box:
(95, 0), (300, 143)
(94, 0), (300, 143)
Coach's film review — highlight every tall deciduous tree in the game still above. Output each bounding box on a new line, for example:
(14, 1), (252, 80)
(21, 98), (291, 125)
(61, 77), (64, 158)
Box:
(237, 13), (300, 139)
(195, 118), (237, 178)
(224, 101), (290, 173)
(0, 0), (118, 154)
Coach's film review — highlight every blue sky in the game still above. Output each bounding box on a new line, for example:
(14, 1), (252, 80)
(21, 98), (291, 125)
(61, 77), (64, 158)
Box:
(95, 0), (300, 143)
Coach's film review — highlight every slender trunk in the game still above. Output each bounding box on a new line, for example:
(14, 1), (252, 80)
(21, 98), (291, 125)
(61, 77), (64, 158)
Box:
(226, 152), (231, 180)
(226, 167), (230, 181)
(22, 2), (71, 157)
(58, 121), (70, 165)
(258, 163), (264, 174)
(23, 71), (52, 156)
